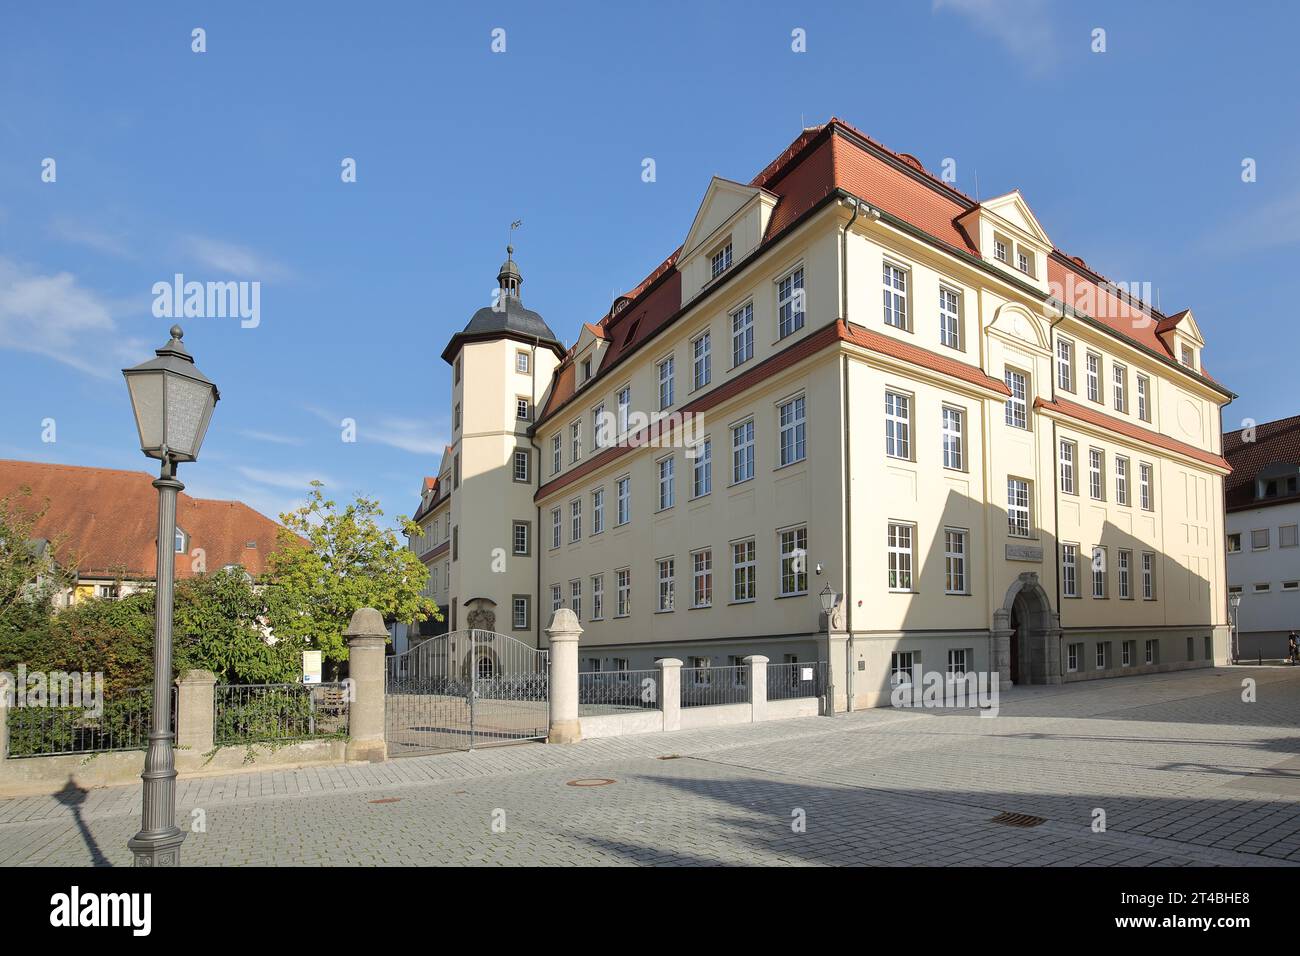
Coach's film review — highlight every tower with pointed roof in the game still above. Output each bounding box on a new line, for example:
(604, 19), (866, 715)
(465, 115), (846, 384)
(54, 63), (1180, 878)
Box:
(439, 249), (564, 643)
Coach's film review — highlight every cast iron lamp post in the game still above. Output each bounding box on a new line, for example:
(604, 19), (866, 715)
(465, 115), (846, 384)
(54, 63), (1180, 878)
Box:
(122, 325), (219, 866)
(1228, 592), (1242, 665)
(818, 583), (838, 714)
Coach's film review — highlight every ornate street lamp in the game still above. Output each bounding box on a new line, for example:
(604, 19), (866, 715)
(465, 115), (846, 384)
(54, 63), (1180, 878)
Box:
(818, 583), (837, 617)
(1228, 592), (1242, 665)
(122, 325), (219, 866)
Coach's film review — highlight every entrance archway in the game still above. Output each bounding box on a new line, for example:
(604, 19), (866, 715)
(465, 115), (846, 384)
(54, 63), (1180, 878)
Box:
(992, 572), (1061, 686)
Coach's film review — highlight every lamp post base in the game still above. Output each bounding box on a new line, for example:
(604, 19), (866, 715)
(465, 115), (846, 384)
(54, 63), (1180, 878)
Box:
(127, 827), (186, 867)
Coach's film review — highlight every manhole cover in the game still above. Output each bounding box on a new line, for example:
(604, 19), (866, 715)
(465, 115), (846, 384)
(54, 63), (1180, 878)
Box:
(368, 797), (401, 804)
(990, 811), (1046, 828)
(565, 778), (617, 787)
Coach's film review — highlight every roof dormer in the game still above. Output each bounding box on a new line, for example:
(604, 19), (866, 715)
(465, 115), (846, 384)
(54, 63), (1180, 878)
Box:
(571, 322), (610, 388)
(1156, 309), (1205, 373)
(957, 190), (1052, 294)
(678, 176), (778, 304)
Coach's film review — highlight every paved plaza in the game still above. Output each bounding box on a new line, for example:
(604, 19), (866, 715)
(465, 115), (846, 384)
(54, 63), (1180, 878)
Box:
(2, 667), (1298, 866)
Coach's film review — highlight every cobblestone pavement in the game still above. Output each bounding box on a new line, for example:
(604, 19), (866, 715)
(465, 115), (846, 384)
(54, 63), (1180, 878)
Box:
(2, 667), (1297, 866)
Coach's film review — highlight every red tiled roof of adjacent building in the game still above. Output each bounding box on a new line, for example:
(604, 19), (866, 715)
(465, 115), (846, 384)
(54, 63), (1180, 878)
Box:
(1223, 414), (1300, 510)
(1034, 398), (1230, 472)
(0, 459), (293, 580)
(535, 118), (1226, 430)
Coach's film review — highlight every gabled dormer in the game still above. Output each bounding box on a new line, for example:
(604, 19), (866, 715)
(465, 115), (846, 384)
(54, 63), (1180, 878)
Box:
(678, 176), (778, 304)
(1156, 309), (1205, 373)
(957, 190), (1052, 294)
(571, 322), (610, 389)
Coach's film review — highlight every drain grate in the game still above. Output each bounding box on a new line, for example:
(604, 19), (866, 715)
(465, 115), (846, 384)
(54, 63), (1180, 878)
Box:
(990, 811), (1046, 828)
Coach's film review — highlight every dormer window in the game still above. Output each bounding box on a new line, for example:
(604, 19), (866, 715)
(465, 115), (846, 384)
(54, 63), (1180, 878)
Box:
(1017, 251), (1029, 273)
(710, 241), (733, 280)
(1180, 344), (1195, 369)
(1015, 245), (1036, 278)
(582, 357), (592, 382)
(993, 236), (1009, 264)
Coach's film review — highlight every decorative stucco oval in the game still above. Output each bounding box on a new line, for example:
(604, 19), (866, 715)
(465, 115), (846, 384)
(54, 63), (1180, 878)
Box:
(1177, 399), (1203, 440)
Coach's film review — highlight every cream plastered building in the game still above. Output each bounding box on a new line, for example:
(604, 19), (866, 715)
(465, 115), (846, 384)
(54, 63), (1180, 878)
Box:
(426, 118), (1234, 710)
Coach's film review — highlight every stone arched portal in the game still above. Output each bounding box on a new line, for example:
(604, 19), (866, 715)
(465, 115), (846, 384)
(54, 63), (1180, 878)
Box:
(991, 572), (1062, 686)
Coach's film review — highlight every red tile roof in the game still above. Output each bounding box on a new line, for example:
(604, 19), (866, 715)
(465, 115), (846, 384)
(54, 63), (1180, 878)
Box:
(1034, 398), (1230, 471)
(1224, 414), (1300, 509)
(0, 459), (293, 580)
(535, 118), (1226, 431)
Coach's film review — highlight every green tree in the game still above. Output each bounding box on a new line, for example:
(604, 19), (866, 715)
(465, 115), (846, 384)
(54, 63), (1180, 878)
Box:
(265, 483), (439, 672)
(0, 487), (77, 636)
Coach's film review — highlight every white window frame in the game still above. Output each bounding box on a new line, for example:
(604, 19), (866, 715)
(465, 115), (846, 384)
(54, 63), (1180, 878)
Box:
(938, 285), (961, 350)
(617, 385), (631, 436)
(779, 526), (808, 596)
(692, 549), (713, 608)
(1115, 455), (1130, 506)
(591, 575), (604, 620)
(657, 454), (675, 511)
(1139, 462), (1153, 511)
(731, 418), (755, 484)
(885, 390), (911, 459)
(778, 395), (806, 467)
(941, 405), (964, 471)
(692, 438), (712, 498)
(1056, 337), (1075, 393)
(777, 266), (805, 339)
(882, 261), (909, 331)
(1062, 544), (1079, 598)
(692, 331), (711, 390)
(513, 449), (530, 482)
(591, 488), (605, 535)
(1112, 363), (1127, 413)
(657, 557), (675, 612)
(1136, 374), (1150, 422)
(616, 568), (631, 617)
(570, 498), (582, 542)
(551, 434), (562, 475)
(1092, 546), (1107, 599)
(710, 241), (732, 280)
(1142, 552), (1155, 600)
(550, 507), (561, 549)
(512, 596), (530, 630)
(1086, 352), (1102, 404)
(1089, 448), (1105, 501)
(947, 648), (969, 681)
(1004, 368), (1028, 429)
(616, 475), (630, 526)
(512, 521), (529, 556)
(658, 355), (674, 410)
(731, 301), (754, 367)
(887, 522), (915, 592)
(732, 538), (756, 602)
(570, 420), (582, 463)
(1007, 478), (1031, 538)
(1118, 549), (1132, 600)
(570, 579), (582, 619)
(944, 527), (968, 595)
(1059, 439), (1076, 495)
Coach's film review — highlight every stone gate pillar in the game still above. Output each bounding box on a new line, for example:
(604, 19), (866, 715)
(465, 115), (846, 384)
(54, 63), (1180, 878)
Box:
(344, 608), (388, 762)
(546, 608), (582, 744)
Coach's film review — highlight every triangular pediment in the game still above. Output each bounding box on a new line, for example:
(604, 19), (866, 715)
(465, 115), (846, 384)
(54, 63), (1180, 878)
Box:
(976, 190), (1052, 247)
(680, 177), (768, 260)
(1162, 309), (1204, 347)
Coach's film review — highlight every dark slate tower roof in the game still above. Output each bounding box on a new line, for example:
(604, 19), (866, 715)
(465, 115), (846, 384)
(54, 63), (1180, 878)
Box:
(442, 248), (565, 363)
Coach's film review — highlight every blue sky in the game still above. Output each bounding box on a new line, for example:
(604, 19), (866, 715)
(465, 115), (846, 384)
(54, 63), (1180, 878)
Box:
(2, 0), (1296, 527)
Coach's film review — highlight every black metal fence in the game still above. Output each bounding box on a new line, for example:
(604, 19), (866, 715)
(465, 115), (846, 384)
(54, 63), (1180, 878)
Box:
(578, 670), (659, 716)
(5, 685), (175, 758)
(679, 664), (749, 708)
(213, 682), (350, 745)
(766, 661), (827, 701)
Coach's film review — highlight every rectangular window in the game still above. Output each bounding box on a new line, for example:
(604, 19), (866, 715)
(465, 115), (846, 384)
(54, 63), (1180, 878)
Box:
(1007, 478), (1031, 537)
(1067, 643), (1081, 672)
(887, 522), (914, 591)
(1056, 338), (1074, 392)
(657, 558), (675, 612)
(616, 569), (630, 617)
(994, 238), (1008, 263)
(1145, 639), (1156, 665)
(778, 395), (806, 466)
(592, 488), (605, 534)
(1136, 374), (1150, 422)
(1017, 249), (1030, 274)
(617, 476), (630, 525)
(454, 354), (462, 385)
(617, 386), (631, 435)
(1004, 368), (1028, 429)
(1227, 532), (1242, 553)
(512, 595), (530, 630)
(1252, 529), (1270, 551)
(1280, 524), (1299, 549)
(1112, 364), (1127, 413)
(1092, 546), (1107, 598)
(658, 356), (674, 410)
(581, 357), (592, 382)
(516, 351), (529, 374)
(570, 498), (582, 542)
(550, 584), (563, 613)
(1142, 552), (1155, 600)
(513, 449), (530, 482)
(692, 439), (712, 497)
(1255, 582), (1271, 594)
(692, 549), (713, 608)
(1089, 448), (1105, 500)
(731, 302), (754, 366)
(732, 419), (755, 483)
(944, 528), (968, 594)
(939, 286), (961, 349)
(710, 242), (732, 279)
(885, 391), (911, 459)
(591, 575), (604, 620)
(779, 526), (808, 596)
(947, 649), (969, 681)
(942, 405), (964, 470)
(692, 332), (711, 390)
(732, 539), (756, 602)
(883, 262), (908, 330)
(1062, 544), (1078, 598)
(570, 579), (582, 619)
(657, 455), (675, 510)
(551, 434), (561, 475)
(592, 404), (606, 450)
(570, 421), (582, 462)
(454, 402), (461, 430)
(1139, 463), (1153, 510)
(516, 398), (531, 421)
(1180, 344), (1194, 368)
(1122, 640), (1133, 667)
(777, 267), (805, 338)
(1118, 549), (1132, 599)
(1115, 456), (1130, 506)
(512, 521), (529, 556)
(1096, 642), (1108, 670)
(551, 508), (561, 549)
(1086, 352), (1101, 404)
(891, 651), (917, 687)
(1059, 440), (1077, 495)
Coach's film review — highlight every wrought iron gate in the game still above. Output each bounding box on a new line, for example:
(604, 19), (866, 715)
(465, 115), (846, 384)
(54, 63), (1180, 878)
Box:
(385, 629), (549, 756)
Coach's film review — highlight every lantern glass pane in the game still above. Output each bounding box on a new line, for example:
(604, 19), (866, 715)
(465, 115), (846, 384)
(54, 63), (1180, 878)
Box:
(164, 373), (210, 458)
(126, 372), (165, 452)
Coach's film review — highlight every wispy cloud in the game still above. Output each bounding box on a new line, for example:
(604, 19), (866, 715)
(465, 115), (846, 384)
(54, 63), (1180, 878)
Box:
(933, 0), (1058, 75)
(47, 219), (135, 260)
(304, 405), (446, 455)
(0, 256), (137, 377)
(184, 235), (293, 280)
(236, 465), (335, 491)
(237, 428), (306, 447)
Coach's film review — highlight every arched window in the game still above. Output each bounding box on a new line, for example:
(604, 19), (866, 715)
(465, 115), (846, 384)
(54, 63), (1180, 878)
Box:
(476, 656), (495, 680)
